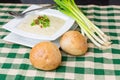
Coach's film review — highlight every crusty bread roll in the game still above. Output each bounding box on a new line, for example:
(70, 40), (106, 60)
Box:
(30, 41), (61, 70)
(60, 31), (88, 56)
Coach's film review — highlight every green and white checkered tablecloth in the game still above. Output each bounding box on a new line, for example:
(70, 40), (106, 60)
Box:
(0, 3), (120, 80)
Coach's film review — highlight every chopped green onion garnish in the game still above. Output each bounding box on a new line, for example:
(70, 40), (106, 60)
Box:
(31, 15), (50, 28)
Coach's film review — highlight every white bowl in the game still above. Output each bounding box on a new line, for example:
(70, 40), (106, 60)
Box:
(3, 8), (75, 40)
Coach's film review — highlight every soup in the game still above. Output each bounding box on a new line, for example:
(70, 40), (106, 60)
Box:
(17, 15), (65, 36)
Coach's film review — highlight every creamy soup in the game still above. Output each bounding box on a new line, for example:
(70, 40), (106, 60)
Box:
(17, 15), (65, 36)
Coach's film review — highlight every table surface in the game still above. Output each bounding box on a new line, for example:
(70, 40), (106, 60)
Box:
(0, 3), (120, 80)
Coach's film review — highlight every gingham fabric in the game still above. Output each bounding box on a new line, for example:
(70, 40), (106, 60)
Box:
(0, 3), (120, 80)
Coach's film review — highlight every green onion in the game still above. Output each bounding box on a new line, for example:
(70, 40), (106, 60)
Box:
(54, 0), (111, 49)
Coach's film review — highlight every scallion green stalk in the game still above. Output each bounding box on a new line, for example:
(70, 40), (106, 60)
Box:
(54, 0), (111, 49)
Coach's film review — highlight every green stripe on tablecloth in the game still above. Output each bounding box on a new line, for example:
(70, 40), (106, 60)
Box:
(80, 5), (120, 10)
(0, 4), (28, 10)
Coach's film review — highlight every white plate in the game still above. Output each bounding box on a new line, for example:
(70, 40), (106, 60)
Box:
(3, 33), (60, 48)
(3, 5), (75, 40)
(3, 24), (78, 48)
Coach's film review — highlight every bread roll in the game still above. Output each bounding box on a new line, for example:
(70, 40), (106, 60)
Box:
(30, 41), (61, 70)
(60, 31), (88, 56)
